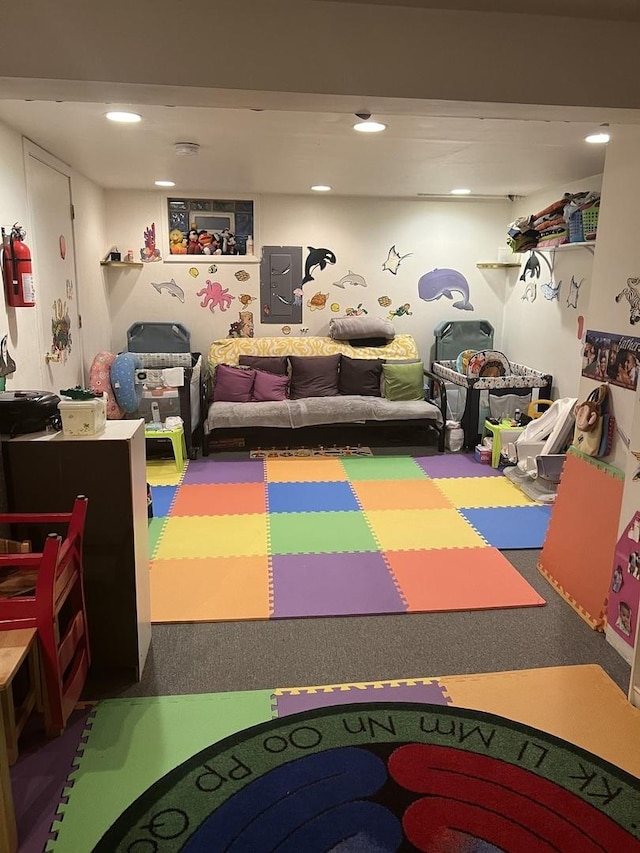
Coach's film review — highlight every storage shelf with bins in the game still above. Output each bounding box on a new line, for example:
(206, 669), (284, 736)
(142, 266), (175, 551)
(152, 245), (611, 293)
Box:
(100, 261), (144, 269)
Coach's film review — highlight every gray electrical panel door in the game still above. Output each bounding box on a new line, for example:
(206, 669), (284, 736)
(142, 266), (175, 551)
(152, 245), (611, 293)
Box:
(260, 245), (303, 324)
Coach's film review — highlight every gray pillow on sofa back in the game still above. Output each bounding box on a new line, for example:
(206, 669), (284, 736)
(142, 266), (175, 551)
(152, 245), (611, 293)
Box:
(289, 355), (340, 399)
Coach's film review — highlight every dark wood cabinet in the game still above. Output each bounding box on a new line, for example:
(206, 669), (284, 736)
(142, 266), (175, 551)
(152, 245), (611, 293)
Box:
(1, 421), (151, 679)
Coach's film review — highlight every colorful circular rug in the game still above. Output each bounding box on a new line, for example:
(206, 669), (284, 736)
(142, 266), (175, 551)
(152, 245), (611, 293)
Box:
(93, 702), (640, 852)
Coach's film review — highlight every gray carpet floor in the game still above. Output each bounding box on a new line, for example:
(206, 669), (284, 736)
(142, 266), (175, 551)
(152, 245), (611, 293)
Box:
(92, 446), (632, 700)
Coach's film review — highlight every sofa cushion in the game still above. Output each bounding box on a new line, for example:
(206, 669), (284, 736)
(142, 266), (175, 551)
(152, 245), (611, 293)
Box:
(252, 368), (290, 402)
(289, 354), (340, 399)
(382, 361), (425, 401)
(238, 355), (289, 375)
(213, 363), (255, 402)
(338, 356), (383, 396)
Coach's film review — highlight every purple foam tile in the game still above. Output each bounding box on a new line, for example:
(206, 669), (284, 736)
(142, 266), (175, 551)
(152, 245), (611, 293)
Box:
(275, 681), (450, 716)
(10, 708), (91, 853)
(182, 459), (265, 484)
(415, 454), (503, 479)
(271, 552), (406, 618)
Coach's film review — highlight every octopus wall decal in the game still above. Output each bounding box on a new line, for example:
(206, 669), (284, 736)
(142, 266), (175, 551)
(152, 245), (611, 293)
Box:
(196, 280), (235, 312)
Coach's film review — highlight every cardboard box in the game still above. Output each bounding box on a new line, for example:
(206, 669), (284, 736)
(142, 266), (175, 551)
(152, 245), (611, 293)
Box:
(58, 395), (107, 436)
(474, 444), (492, 464)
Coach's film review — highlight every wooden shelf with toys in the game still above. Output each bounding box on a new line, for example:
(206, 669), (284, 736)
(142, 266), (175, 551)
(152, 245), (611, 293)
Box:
(100, 261), (143, 269)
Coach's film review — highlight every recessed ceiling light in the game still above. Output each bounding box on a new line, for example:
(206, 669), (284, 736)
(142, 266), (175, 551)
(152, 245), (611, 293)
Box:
(353, 120), (386, 133)
(155, 180), (176, 187)
(451, 188), (471, 195)
(311, 185), (332, 192)
(585, 132), (610, 144)
(105, 111), (141, 123)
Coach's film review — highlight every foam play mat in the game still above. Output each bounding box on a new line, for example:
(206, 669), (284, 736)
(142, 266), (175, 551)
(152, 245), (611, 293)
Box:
(146, 455), (546, 623)
(34, 666), (640, 852)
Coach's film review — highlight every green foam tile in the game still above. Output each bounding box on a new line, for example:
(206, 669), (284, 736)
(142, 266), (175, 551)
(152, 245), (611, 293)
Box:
(340, 456), (427, 480)
(269, 511), (378, 554)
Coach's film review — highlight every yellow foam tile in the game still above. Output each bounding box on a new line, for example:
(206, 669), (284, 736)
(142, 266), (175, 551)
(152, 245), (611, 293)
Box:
(265, 458), (348, 482)
(154, 515), (268, 559)
(441, 665), (640, 779)
(365, 508), (488, 550)
(433, 476), (535, 508)
(150, 556), (270, 622)
(146, 460), (185, 486)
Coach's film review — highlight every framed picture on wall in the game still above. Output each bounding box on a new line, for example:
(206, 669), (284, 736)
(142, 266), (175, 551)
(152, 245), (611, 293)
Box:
(164, 196), (258, 263)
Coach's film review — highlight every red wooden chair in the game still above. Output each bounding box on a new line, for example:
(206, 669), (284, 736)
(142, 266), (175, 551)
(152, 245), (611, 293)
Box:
(0, 495), (89, 735)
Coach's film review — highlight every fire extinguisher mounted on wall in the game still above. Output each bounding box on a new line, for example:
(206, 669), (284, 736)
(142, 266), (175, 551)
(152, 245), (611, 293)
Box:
(1, 223), (35, 307)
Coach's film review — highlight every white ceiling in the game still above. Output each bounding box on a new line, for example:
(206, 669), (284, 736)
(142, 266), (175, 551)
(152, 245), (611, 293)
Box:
(0, 99), (613, 199)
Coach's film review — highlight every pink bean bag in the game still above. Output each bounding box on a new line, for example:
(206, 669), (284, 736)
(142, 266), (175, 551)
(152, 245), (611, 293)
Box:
(88, 351), (124, 419)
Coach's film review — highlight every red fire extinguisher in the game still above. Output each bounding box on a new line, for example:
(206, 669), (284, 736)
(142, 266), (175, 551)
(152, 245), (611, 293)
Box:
(1, 223), (35, 307)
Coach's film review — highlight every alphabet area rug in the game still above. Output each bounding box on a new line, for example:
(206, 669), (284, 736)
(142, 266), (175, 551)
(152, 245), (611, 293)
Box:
(40, 667), (640, 852)
(249, 446), (374, 458)
(146, 454), (549, 623)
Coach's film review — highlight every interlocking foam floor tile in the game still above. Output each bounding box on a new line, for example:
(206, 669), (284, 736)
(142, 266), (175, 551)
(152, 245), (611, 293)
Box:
(149, 484), (177, 518)
(351, 479), (453, 511)
(146, 460), (184, 486)
(150, 556), (271, 622)
(271, 552), (406, 617)
(182, 459), (265, 484)
(433, 476), (535, 508)
(386, 547), (545, 611)
(270, 511), (378, 554)
(265, 458), (347, 482)
(415, 453), (503, 479)
(47, 692), (274, 853)
(366, 508), (488, 551)
(460, 505), (552, 549)
(147, 517), (167, 558)
(274, 679), (450, 715)
(154, 514), (268, 559)
(170, 482), (267, 516)
(341, 455), (427, 480)
(267, 481), (360, 513)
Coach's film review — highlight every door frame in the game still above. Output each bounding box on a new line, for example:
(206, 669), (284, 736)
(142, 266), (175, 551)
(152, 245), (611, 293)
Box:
(22, 138), (85, 386)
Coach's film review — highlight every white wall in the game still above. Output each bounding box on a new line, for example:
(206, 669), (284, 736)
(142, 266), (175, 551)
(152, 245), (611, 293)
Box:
(105, 190), (510, 364)
(0, 117), (109, 390)
(503, 175), (603, 398)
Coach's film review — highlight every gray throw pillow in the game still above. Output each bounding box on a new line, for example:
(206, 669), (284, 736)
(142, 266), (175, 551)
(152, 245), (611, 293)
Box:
(289, 355), (340, 399)
(338, 357), (383, 396)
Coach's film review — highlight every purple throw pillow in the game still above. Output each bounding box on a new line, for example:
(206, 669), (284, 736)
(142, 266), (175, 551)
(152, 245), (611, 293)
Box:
(213, 364), (255, 402)
(289, 355), (340, 399)
(238, 355), (289, 375)
(252, 368), (290, 402)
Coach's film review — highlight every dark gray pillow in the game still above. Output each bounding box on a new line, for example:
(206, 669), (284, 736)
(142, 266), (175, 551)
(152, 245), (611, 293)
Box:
(239, 355), (289, 375)
(338, 356), (383, 396)
(289, 355), (340, 399)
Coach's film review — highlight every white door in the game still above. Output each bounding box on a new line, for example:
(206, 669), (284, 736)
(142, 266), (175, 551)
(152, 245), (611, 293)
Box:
(24, 141), (83, 391)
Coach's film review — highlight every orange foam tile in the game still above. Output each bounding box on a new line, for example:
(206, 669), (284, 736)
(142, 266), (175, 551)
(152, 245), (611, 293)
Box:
(170, 483), (267, 516)
(150, 556), (271, 622)
(265, 458), (348, 482)
(351, 479), (453, 511)
(441, 665), (640, 779)
(366, 508), (487, 551)
(386, 547), (544, 611)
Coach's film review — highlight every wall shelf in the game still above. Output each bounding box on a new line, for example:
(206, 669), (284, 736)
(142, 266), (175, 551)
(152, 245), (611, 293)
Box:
(100, 261), (144, 269)
(476, 262), (520, 269)
(534, 241), (596, 254)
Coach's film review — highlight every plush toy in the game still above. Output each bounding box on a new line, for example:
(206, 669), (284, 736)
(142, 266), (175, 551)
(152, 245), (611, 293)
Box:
(574, 399), (600, 432)
(199, 230), (222, 255)
(187, 229), (202, 254)
(169, 228), (187, 254)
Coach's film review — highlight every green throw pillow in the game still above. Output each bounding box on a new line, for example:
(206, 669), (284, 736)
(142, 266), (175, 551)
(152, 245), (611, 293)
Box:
(382, 361), (425, 401)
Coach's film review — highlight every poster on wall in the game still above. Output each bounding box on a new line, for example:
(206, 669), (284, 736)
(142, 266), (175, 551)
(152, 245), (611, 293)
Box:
(607, 508), (640, 650)
(581, 330), (640, 390)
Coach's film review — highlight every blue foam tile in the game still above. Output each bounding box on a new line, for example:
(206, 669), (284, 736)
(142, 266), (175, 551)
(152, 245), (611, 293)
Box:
(267, 481), (360, 513)
(150, 485), (178, 518)
(459, 505), (552, 549)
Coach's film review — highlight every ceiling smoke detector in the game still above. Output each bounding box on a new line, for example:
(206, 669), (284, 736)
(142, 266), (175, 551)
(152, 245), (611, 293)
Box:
(174, 142), (200, 156)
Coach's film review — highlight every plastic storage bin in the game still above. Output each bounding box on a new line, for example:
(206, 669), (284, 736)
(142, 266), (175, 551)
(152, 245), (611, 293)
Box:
(58, 396), (107, 436)
(474, 444), (491, 464)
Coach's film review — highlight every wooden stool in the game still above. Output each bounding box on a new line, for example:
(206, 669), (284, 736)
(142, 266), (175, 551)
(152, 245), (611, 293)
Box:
(145, 424), (187, 471)
(0, 628), (40, 764)
(0, 628), (39, 853)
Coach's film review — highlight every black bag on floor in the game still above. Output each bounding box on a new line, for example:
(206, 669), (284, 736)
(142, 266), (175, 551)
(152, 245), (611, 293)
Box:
(0, 391), (61, 437)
